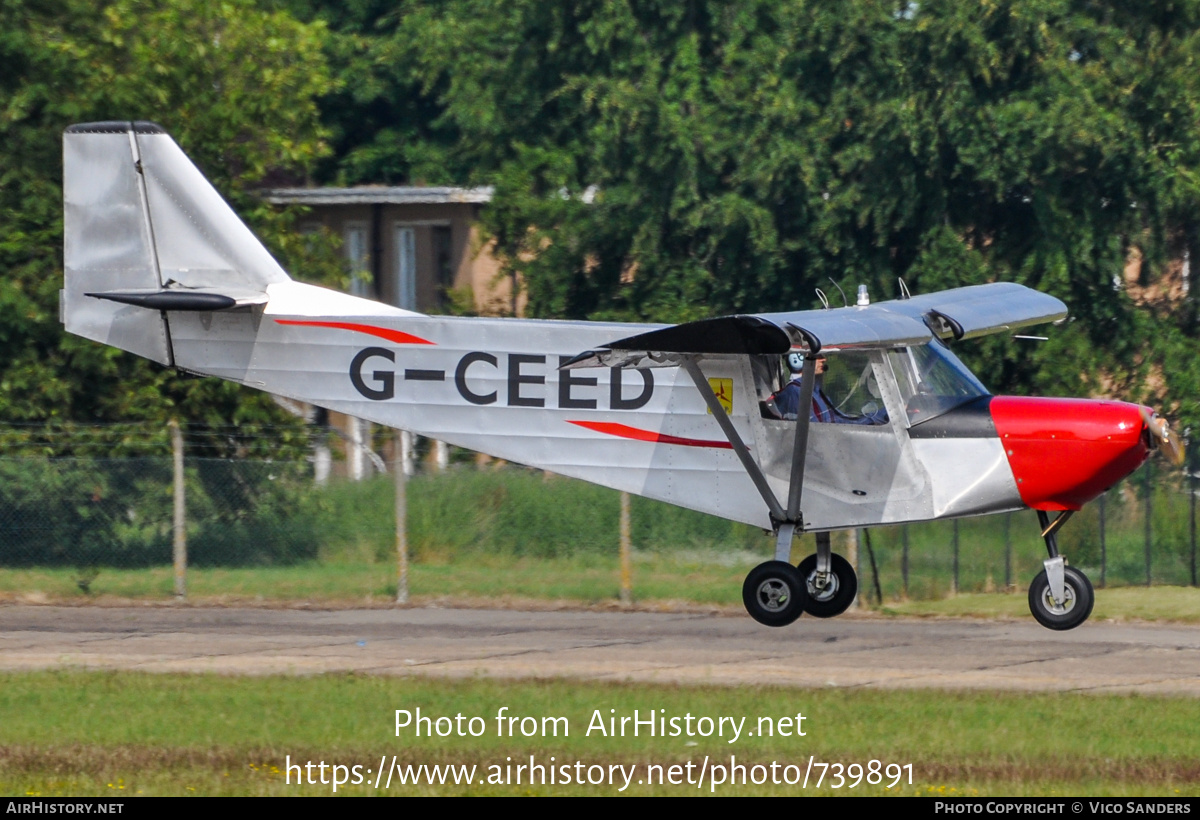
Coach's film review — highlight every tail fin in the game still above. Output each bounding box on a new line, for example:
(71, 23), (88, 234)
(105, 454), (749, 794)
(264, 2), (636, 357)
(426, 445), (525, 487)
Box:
(62, 121), (289, 364)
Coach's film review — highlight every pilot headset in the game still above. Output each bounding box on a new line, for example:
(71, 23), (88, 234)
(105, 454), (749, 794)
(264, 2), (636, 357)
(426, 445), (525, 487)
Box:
(787, 352), (805, 372)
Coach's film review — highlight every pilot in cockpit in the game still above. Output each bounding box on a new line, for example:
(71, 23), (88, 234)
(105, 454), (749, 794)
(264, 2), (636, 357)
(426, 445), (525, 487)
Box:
(769, 353), (888, 425)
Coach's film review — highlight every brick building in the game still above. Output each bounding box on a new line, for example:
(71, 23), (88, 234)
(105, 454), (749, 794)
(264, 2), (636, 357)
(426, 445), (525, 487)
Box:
(264, 185), (514, 478)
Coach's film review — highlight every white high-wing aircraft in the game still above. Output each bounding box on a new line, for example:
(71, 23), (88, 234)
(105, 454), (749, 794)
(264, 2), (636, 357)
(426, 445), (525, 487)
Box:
(61, 121), (1181, 630)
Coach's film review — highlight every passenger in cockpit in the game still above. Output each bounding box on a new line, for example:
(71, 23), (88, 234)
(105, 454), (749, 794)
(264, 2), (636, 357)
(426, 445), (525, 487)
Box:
(771, 353), (887, 425)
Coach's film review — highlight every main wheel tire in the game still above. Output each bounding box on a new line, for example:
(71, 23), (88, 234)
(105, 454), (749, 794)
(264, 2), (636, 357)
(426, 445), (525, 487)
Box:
(796, 552), (858, 618)
(742, 561), (807, 627)
(1028, 566), (1094, 630)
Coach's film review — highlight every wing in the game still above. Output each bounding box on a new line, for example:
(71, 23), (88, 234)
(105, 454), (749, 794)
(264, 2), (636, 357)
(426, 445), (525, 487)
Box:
(563, 282), (1066, 367)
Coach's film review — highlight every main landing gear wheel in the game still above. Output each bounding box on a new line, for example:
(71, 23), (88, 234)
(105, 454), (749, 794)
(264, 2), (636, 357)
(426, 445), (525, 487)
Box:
(797, 553), (858, 618)
(1027, 566), (1094, 630)
(743, 561), (807, 627)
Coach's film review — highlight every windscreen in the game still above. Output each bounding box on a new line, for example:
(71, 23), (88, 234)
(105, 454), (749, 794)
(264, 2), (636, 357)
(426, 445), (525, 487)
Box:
(886, 341), (989, 425)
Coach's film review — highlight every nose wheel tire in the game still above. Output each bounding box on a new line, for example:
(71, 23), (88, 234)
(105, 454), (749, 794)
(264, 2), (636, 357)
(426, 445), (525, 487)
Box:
(743, 561), (808, 627)
(796, 552), (858, 618)
(1028, 566), (1094, 630)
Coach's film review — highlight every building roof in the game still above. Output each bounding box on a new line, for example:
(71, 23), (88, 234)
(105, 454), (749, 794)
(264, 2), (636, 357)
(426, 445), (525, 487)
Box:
(262, 186), (494, 206)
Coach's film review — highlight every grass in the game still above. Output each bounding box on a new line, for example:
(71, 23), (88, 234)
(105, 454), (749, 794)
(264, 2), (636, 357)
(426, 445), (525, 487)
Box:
(0, 553), (758, 607)
(882, 584), (1200, 623)
(3, 671), (1200, 796)
(4, 552), (1200, 624)
(4, 462), (1200, 621)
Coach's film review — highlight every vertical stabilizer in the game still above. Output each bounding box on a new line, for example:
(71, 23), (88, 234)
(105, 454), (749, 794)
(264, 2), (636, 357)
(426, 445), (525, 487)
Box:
(135, 129), (290, 291)
(62, 121), (292, 365)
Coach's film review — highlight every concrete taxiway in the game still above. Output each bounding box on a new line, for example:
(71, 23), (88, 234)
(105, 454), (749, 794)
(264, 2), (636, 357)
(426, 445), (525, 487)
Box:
(1, 605), (1198, 694)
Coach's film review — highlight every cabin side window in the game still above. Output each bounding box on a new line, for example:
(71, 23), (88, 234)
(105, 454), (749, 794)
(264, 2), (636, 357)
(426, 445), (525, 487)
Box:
(759, 351), (888, 425)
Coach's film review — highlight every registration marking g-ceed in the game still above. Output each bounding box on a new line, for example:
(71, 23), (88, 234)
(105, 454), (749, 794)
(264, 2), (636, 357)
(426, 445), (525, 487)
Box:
(349, 346), (656, 411)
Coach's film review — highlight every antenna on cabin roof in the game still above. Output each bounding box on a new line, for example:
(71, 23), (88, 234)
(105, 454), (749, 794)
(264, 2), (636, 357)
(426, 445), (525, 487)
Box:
(815, 288), (831, 310)
(828, 278), (848, 307)
(898, 278), (912, 300)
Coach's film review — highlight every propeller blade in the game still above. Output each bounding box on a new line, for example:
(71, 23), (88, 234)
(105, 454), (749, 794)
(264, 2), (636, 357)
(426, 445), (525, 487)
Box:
(1139, 407), (1186, 466)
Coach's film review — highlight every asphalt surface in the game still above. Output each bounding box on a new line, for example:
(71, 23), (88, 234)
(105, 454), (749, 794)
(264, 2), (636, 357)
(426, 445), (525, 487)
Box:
(2, 605), (1199, 694)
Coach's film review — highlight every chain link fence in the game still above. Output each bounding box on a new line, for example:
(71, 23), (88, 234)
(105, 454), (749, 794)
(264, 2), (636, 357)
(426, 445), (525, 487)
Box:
(1, 423), (1197, 601)
(860, 460), (1200, 603)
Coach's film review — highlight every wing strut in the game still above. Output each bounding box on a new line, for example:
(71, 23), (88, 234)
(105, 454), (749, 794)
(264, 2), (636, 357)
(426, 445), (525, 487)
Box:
(681, 357), (786, 523)
(682, 356), (818, 559)
(775, 355), (817, 561)
(786, 355), (816, 522)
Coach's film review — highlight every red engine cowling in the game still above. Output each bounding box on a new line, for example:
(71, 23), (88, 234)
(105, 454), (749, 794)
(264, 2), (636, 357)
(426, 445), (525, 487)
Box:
(990, 396), (1151, 511)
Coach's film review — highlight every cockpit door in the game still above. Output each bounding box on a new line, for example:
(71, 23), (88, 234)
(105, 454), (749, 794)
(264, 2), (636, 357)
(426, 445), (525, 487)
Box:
(746, 350), (932, 530)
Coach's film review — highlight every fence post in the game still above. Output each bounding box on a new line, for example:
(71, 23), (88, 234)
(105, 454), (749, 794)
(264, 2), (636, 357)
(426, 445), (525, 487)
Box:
(1185, 465), (1195, 585)
(1099, 492), (1107, 589)
(170, 419), (186, 601)
(619, 492), (632, 604)
(394, 428), (409, 604)
(1004, 512), (1012, 589)
(401, 430), (415, 477)
(1144, 461), (1153, 586)
(846, 528), (860, 609)
(952, 518), (960, 595)
(863, 529), (882, 605)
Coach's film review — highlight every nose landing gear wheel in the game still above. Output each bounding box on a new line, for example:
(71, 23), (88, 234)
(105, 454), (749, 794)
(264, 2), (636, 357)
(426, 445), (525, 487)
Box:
(796, 553), (858, 618)
(1028, 566), (1094, 630)
(742, 561), (807, 627)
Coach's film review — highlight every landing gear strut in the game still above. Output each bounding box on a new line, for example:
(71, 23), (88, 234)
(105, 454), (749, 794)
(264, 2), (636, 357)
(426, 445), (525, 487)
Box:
(797, 534), (858, 618)
(743, 529), (857, 626)
(1028, 510), (1094, 630)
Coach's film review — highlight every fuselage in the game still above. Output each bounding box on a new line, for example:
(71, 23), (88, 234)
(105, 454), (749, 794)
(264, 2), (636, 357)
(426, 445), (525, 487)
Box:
(159, 299), (1152, 531)
(57, 121), (1157, 535)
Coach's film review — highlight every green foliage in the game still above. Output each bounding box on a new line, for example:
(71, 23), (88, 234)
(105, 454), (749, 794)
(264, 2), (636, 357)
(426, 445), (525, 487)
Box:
(0, 457), (320, 568)
(186, 459), (323, 566)
(0, 458), (172, 568)
(276, 0), (465, 184)
(0, 0), (336, 435)
(367, 0), (1200, 424)
(7, 0), (1200, 439)
(314, 468), (765, 562)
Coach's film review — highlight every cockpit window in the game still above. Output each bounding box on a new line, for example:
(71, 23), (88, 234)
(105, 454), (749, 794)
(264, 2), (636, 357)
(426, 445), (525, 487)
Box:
(813, 352), (888, 425)
(759, 351), (888, 426)
(887, 341), (989, 425)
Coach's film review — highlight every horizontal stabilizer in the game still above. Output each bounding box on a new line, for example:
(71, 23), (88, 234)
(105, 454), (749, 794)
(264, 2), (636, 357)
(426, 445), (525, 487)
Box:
(86, 288), (268, 311)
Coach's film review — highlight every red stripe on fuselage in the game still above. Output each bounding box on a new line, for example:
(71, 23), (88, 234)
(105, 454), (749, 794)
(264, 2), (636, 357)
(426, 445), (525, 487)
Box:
(568, 420), (733, 449)
(990, 396), (1149, 511)
(273, 319), (434, 345)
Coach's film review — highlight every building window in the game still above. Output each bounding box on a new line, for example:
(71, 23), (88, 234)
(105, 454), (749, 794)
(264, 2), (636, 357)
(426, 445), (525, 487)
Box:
(395, 225), (417, 310)
(433, 225), (453, 308)
(344, 222), (372, 297)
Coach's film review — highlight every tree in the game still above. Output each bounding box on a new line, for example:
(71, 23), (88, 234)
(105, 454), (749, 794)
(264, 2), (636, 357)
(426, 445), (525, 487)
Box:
(277, 0), (463, 185)
(381, 0), (1200, 422)
(0, 0), (336, 449)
